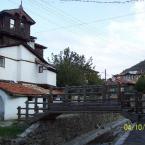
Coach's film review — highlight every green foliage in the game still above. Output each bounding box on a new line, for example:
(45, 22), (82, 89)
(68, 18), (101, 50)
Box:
(50, 48), (102, 87)
(0, 123), (25, 138)
(135, 75), (145, 93)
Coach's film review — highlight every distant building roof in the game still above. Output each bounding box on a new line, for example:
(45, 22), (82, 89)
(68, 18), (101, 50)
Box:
(113, 71), (141, 77)
(123, 60), (145, 74)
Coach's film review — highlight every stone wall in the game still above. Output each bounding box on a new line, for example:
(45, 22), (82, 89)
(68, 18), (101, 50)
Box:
(14, 113), (121, 145)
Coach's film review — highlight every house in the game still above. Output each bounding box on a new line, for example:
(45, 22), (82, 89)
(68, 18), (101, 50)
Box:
(110, 61), (145, 94)
(0, 4), (57, 120)
(112, 59), (145, 85)
(113, 71), (141, 85)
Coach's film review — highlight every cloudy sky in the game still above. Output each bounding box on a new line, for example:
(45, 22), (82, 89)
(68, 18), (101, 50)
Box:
(1, 0), (145, 78)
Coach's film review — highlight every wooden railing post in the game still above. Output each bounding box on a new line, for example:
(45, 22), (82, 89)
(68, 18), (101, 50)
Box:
(64, 85), (68, 102)
(106, 85), (110, 100)
(83, 85), (86, 102)
(34, 97), (39, 114)
(102, 84), (106, 101)
(35, 105), (39, 114)
(49, 87), (53, 103)
(47, 95), (51, 110)
(43, 96), (47, 112)
(117, 83), (121, 104)
(135, 94), (138, 113)
(25, 101), (29, 119)
(17, 106), (21, 120)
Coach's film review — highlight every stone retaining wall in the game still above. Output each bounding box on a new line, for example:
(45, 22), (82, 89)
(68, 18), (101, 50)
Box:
(0, 113), (122, 145)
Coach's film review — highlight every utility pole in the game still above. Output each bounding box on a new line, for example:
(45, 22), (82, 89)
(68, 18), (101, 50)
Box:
(103, 69), (107, 100)
(105, 69), (107, 82)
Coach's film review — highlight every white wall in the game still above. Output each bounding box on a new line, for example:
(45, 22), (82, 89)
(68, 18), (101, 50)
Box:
(46, 70), (57, 86)
(0, 46), (18, 82)
(0, 58), (18, 82)
(0, 90), (27, 120)
(0, 90), (47, 120)
(37, 69), (56, 86)
(0, 45), (56, 86)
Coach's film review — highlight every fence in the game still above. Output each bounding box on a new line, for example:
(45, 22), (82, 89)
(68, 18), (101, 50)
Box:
(17, 84), (144, 121)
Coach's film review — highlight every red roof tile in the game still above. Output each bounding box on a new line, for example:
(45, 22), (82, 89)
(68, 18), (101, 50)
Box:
(52, 89), (64, 95)
(0, 82), (46, 96)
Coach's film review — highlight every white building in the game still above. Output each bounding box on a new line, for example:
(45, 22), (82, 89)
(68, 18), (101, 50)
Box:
(0, 44), (56, 86)
(0, 4), (57, 120)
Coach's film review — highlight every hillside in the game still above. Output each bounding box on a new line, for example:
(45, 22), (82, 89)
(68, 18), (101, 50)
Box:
(123, 60), (145, 73)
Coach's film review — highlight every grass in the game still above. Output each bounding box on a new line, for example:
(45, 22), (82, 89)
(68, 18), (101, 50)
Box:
(0, 122), (27, 138)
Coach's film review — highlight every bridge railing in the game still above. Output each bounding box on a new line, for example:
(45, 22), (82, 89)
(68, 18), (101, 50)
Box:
(120, 92), (145, 113)
(17, 84), (140, 121)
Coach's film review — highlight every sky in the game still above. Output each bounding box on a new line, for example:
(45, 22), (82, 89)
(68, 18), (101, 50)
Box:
(1, 0), (145, 78)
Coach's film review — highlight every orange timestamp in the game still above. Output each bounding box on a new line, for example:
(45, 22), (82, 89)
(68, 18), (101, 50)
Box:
(123, 123), (145, 131)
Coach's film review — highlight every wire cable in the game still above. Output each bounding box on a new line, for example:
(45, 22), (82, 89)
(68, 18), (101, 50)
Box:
(60, 0), (143, 4)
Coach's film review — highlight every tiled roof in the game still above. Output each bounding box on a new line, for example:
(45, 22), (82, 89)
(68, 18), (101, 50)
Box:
(114, 78), (136, 85)
(22, 84), (64, 95)
(0, 82), (46, 96)
(0, 82), (64, 97)
(52, 89), (64, 95)
(22, 84), (50, 94)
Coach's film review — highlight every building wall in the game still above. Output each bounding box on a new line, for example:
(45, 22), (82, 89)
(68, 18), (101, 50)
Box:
(0, 90), (47, 120)
(0, 45), (56, 86)
(46, 70), (56, 86)
(0, 58), (18, 82)
(0, 90), (27, 120)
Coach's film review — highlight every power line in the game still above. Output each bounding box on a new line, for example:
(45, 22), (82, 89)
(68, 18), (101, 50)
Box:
(35, 0), (104, 34)
(32, 0), (145, 48)
(6, 0), (145, 53)
(31, 1), (145, 45)
(39, 10), (145, 32)
(60, 0), (144, 4)
(30, 0), (103, 38)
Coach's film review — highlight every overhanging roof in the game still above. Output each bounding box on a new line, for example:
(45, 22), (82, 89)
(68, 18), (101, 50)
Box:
(0, 82), (46, 97)
(0, 8), (35, 25)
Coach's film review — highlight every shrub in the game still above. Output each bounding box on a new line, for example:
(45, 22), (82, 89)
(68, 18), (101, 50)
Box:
(135, 75), (145, 93)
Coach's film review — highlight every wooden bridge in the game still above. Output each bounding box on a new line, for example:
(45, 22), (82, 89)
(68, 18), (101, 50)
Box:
(17, 84), (145, 123)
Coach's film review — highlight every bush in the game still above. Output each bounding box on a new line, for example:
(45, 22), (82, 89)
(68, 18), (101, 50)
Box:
(135, 75), (145, 93)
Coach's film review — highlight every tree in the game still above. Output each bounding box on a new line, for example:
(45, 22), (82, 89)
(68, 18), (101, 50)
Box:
(50, 48), (102, 87)
(135, 75), (145, 93)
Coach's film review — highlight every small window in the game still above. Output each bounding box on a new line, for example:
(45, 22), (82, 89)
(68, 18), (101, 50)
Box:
(39, 66), (43, 73)
(20, 22), (24, 29)
(0, 57), (5, 67)
(10, 19), (15, 30)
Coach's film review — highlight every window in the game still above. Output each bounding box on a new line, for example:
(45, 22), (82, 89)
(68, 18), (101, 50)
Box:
(10, 19), (15, 30)
(20, 22), (24, 29)
(0, 57), (5, 67)
(39, 66), (43, 73)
